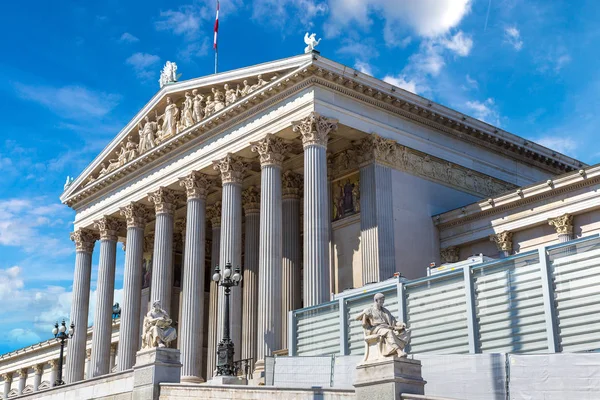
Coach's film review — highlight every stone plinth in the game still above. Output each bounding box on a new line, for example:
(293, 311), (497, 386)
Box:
(132, 348), (182, 400)
(354, 357), (426, 400)
(210, 375), (248, 385)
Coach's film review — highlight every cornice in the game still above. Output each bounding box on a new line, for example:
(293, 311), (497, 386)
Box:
(62, 55), (583, 209)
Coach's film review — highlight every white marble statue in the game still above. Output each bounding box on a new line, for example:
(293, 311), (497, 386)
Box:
(125, 136), (139, 162)
(304, 32), (321, 53)
(181, 91), (195, 128)
(158, 97), (179, 141)
(141, 301), (177, 349)
(63, 176), (74, 190)
(240, 79), (251, 96)
(192, 89), (204, 122)
(212, 87), (225, 112)
(356, 293), (410, 361)
(224, 83), (239, 106)
(204, 95), (215, 117)
(138, 116), (159, 154)
(159, 61), (178, 88)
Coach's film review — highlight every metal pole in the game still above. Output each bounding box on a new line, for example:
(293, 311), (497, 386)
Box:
(224, 286), (230, 342)
(56, 339), (65, 386)
(215, 51), (218, 75)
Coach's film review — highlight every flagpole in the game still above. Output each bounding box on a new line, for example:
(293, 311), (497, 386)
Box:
(215, 48), (218, 75)
(214, 0), (219, 74)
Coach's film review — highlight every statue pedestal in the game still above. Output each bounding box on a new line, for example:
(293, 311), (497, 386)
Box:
(354, 356), (426, 400)
(210, 375), (248, 385)
(132, 348), (182, 400)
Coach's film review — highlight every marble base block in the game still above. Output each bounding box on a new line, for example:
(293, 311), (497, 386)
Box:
(132, 348), (182, 400)
(210, 375), (248, 385)
(354, 357), (426, 400)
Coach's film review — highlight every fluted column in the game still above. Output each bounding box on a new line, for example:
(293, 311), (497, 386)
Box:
(85, 349), (91, 379)
(65, 229), (98, 383)
(32, 365), (42, 392)
(292, 112), (338, 306)
(281, 171), (302, 348)
(549, 214), (574, 243)
(178, 172), (212, 382)
(355, 134), (397, 283)
(16, 370), (25, 395)
(490, 231), (513, 258)
(148, 187), (182, 315)
(91, 216), (124, 378)
(109, 344), (117, 372)
(117, 203), (149, 371)
(2, 373), (11, 399)
(206, 202), (222, 379)
(49, 360), (57, 387)
(241, 186), (260, 361)
(251, 134), (289, 376)
(213, 154), (249, 359)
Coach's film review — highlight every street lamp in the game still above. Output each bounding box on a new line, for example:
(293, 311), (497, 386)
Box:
(52, 320), (74, 386)
(212, 262), (242, 376)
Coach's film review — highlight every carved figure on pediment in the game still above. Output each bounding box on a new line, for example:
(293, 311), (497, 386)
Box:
(211, 87), (225, 112)
(158, 97), (179, 141)
(224, 83), (239, 106)
(356, 293), (410, 362)
(249, 74), (268, 93)
(84, 175), (96, 187)
(192, 89), (204, 122)
(117, 145), (128, 167)
(204, 95), (215, 117)
(180, 91), (194, 129)
(240, 79), (251, 96)
(125, 136), (139, 162)
(138, 116), (158, 154)
(141, 301), (177, 349)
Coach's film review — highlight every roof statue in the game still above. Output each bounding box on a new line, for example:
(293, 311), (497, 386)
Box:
(63, 176), (74, 190)
(159, 61), (179, 88)
(304, 32), (321, 53)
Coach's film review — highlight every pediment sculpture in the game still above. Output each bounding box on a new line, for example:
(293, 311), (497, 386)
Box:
(85, 73), (278, 186)
(141, 300), (177, 349)
(356, 292), (411, 363)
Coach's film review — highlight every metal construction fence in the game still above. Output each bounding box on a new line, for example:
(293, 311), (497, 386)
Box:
(288, 234), (600, 357)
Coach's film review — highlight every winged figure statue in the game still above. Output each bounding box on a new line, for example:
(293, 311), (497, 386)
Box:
(304, 32), (321, 53)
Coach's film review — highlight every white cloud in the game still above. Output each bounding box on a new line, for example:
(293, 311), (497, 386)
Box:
(504, 26), (523, 51)
(0, 266), (24, 302)
(119, 32), (139, 43)
(355, 61), (373, 76)
(326, 0), (472, 44)
(383, 75), (420, 94)
(464, 98), (500, 125)
(441, 31), (473, 56)
(252, 0), (328, 30)
(536, 136), (578, 155)
(178, 39), (211, 61)
(126, 52), (160, 80)
(465, 74), (478, 90)
(14, 84), (120, 120)
(156, 6), (203, 39)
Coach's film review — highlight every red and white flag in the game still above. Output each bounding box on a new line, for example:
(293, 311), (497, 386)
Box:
(213, 0), (219, 50)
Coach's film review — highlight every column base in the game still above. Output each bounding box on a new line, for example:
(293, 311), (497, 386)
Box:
(180, 375), (205, 384)
(354, 356), (426, 400)
(132, 347), (182, 400)
(250, 359), (265, 385)
(209, 375), (248, 385)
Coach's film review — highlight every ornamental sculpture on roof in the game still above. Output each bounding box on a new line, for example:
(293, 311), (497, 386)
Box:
(85, 73), (278, 185)
(356, 292), (411, 363)
(304, 32), (321, 53)
(159, 61), (178, 88)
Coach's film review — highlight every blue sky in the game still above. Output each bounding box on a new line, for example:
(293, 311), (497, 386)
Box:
(0, 0), (599, 354)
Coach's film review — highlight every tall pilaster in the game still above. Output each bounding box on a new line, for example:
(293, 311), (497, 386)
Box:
(281, 170), (302, 348)
(148, 187), (182, 315)
(213, 154), (249, 359)
(65, 229), (98, 383)
(2, 373), (11, 399)
(355, 134), (397, 283)
(292, 112), (338, 306)
(91, 216), (124, 378)
(178, 171), (212, 383)
(32, 365), (43, 392)
(251, 134), (289, 375)
(241, 186), (260, 361)
(117, 203), (149, 371)
(490, 231), (513, 258)
(548, 214), (574, 243)
(206, 202), (222, 379)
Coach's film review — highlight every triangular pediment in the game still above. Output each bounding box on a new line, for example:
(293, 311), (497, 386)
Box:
(61, 53), (315, 202)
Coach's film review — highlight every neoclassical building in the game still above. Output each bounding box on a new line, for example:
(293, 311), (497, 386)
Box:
(0, 51), (591, 395)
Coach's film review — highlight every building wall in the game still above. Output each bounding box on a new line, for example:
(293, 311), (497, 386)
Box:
(332, 214), (362, 293)
(391, 169), (480, 278)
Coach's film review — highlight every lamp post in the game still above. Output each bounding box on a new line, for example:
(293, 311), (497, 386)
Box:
(52, 320), (74, 386)
(212, 262), (242, 376)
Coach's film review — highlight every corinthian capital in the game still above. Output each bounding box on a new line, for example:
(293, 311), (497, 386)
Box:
(354, 134), (398, 166)
(548, 213), (573, 236)
(178, 171), (214, 200)
(70, 228), (99, 253)
(440, 246), (460, 264)
(147, 187), (183, 215)
(33, 364), (44, 374)
(119, 203), (150, 229)
(250, 134), (291, 167)
(206, 201), (222, 227)
(212, 153), (249, 185)
(94, 216), (125, 241)
(490, 231), (513, 253)
(291, 112), (338, 148)
(16, 369), (27, 378)
(282, 170), (302, 199)
(2, 373), (12, 382)
(242, 185), (260, 215)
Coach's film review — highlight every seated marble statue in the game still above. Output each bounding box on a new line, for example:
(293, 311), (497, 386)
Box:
(356, 292), (411, 361)
(141, 301), (177, 349)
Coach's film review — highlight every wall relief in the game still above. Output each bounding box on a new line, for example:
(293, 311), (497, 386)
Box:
(332, 172), (360, 221)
